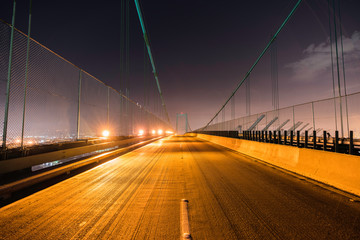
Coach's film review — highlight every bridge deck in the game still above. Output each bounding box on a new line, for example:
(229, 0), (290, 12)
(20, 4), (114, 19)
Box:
(1, 136), (360, 239)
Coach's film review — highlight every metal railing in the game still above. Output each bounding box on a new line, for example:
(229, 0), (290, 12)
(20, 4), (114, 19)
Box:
(200, 93), (360, 139)
(193, 130), (359, 155)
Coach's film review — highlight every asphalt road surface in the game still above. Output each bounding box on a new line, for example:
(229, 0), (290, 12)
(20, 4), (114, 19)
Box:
(1, 136), (360, 239)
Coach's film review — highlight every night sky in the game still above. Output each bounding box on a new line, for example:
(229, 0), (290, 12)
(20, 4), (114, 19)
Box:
(1, 0), (359, 130)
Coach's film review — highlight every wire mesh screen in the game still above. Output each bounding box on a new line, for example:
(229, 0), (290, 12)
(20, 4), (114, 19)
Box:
(200, 93), (360, 138)
(80, 72), (108, 138)
(108, 88), (122, 136)
(24, 39), (79, 145)
(0, 20), (171, 149)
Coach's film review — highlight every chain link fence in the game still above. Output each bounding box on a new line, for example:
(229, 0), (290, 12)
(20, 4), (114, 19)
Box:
(201, 93), (360, 139)
(0, 20), (171, 149)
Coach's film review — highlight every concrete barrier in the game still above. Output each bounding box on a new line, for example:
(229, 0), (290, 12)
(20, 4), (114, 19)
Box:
(0, 137), (161, 198)
(196, 134), (360, 197)
(0, 137), (153, 175)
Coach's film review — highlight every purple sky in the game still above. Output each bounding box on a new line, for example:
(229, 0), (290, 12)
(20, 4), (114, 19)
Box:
(1, 0), (359, 130)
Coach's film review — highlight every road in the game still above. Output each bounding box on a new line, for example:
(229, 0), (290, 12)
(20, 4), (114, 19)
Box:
(1, 136), (360, 239)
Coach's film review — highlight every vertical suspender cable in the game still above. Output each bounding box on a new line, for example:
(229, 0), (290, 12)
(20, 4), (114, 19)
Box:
(332, 0), (344, 138)
(338, 0), (349, 136)
(126, 0), (130, 92)
(203, 0), (303, 129)
(328, 0), (338, 133)
(2, 0), (16, 149)
(143, 42), (147, 108)
(76, 70), (82, 140)
(120, 0), (125, 134)
(126, 0), (130, 133)
(120, 0), (125, 91)
(21, 0), (32, 148)
(292, 105), (295, 132)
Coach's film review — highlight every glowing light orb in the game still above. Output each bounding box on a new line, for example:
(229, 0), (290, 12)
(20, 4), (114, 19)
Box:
(102, 130), (110, 137)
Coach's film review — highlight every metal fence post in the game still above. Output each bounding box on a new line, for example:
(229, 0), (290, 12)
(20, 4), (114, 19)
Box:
(273, 131), (277, 144)
(120, 92), (123, 135)
(349, 131), (354, 155)
(107, 86), (110, 128)
(312, 101), (315, 133)
(265, 131), (268, 143)
(2, 0), (16, 150)
(76, 70), (82, 140)
(335, 130), (339, 152)
(278, 130), (282, 144)
(296, 131), (300, 147)
(292, 105), (295, 133)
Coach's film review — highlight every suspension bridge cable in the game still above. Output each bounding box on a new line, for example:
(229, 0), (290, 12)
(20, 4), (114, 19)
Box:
(133, 0), (171, 124)
(2, 0), (16, 149)
(120, 0), (125, 90)
(338, 0), (349, 135)
(328, 0), (338, 132)
(332, 0), (344, 138)
(126, 0), (130, 92)
(21, 0), (32, 149)
(203, 0), (303, 130)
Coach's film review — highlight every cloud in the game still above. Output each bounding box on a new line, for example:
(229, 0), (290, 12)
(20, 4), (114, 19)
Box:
(286, 31), (360, 82)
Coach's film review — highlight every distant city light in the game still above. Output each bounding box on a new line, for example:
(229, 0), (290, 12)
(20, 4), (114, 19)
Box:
(138, 129), (144, 136)
(152, 130), (156, 135)
(102, 130), (110, 137)
(165, 131), (174, 134)
(158, 129), (163, 135)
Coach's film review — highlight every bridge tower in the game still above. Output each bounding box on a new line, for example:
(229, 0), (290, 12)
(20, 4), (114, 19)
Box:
(176, 113), (189, 135)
